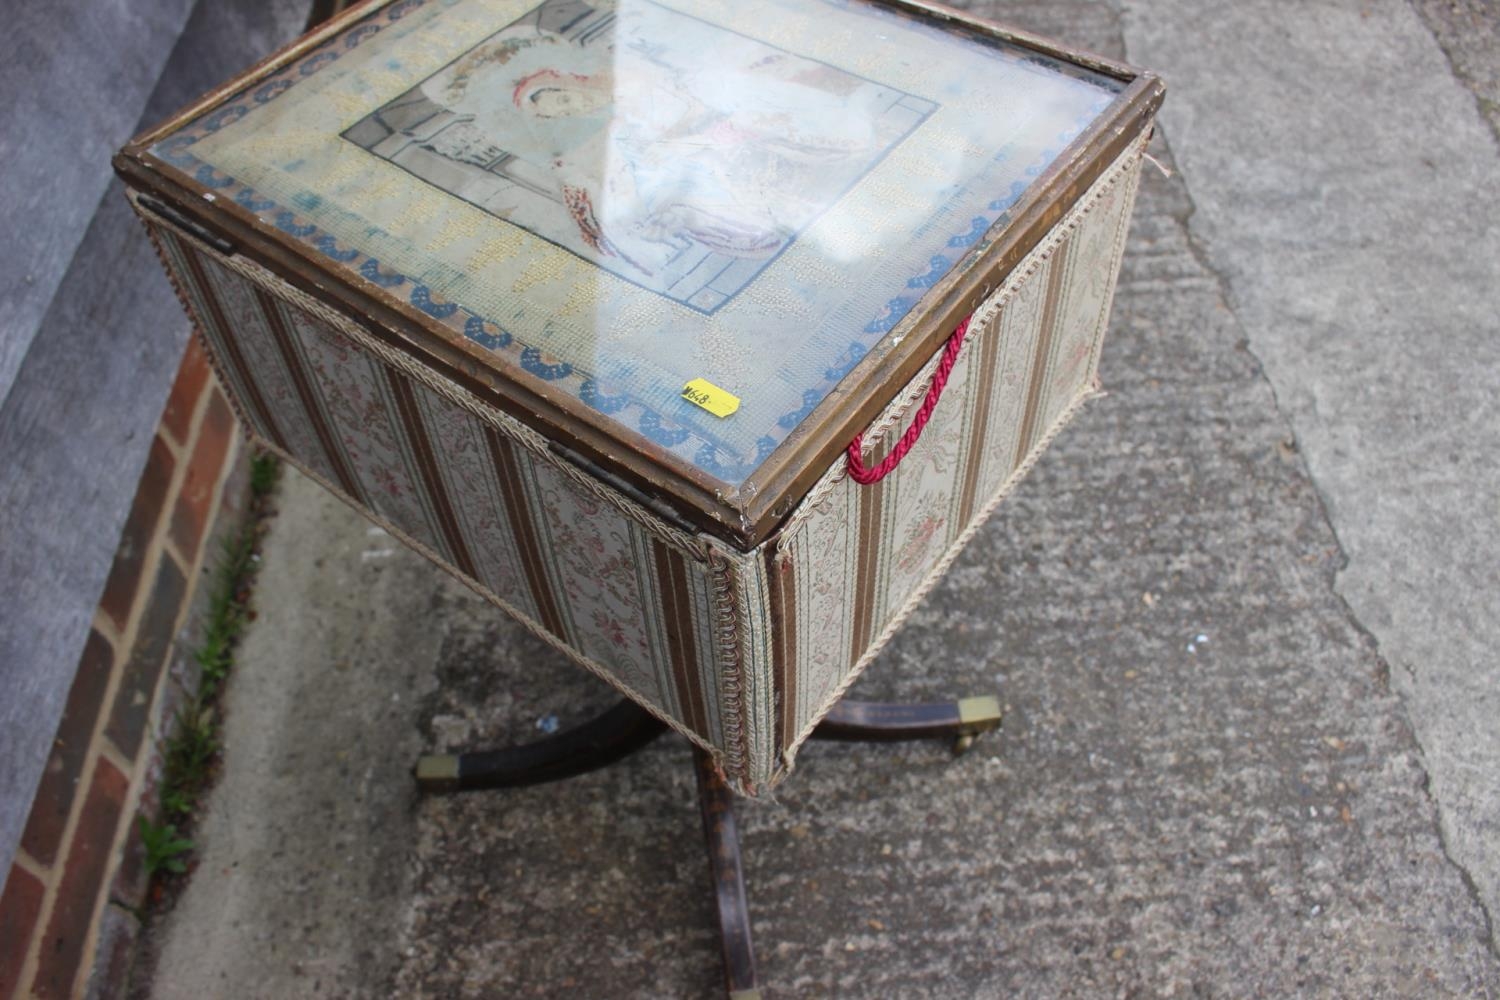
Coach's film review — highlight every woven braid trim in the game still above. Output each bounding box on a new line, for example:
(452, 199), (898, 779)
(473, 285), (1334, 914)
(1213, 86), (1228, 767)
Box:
(704, 543), (756, 788)
(778, 134), (1148, 544)
(1086, 145), (1146, 388)
(741, 550), (778, 787)
(773, 377), (1104, 781)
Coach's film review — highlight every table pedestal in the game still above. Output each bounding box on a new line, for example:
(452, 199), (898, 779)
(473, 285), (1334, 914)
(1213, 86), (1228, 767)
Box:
(414, 695), (1002, 999)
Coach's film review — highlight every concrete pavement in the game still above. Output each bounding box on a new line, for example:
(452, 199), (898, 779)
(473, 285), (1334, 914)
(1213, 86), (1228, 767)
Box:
(1121, 0), (1500, 938)
(128, 0), (1500, 996)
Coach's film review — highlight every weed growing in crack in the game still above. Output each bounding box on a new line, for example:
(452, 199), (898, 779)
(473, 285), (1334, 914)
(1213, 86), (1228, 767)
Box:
(137, 817), (193, 876)
(139, 450), (280, 879)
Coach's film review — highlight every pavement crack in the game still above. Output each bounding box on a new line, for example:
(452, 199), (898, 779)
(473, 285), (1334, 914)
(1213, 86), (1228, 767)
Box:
(1416, 752), (1500, 965)
(1406, 0), (1500, 150)
(1140, 118), (1500, 972)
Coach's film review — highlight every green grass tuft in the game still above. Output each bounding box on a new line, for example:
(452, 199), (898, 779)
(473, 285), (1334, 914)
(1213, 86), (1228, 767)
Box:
(141, 448), (279, 878)
(138, 817), (194, 876)
(194, 530), (256, 694)
(249, 451), (280, 500)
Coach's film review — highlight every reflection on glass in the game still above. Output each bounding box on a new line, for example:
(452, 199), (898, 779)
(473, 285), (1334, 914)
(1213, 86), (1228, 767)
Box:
(344, 1), (934, 311)
(153, 0), (1121, 488)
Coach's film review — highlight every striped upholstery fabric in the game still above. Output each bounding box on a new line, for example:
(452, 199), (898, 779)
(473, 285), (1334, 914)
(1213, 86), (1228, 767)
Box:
(769, 146), (1145, 769)
(153, 223), (739, 763)
(137, 137), (1145, 792)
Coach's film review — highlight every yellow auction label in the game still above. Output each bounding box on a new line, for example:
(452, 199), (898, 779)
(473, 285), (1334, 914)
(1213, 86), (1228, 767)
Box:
(681, 378), (741, 418)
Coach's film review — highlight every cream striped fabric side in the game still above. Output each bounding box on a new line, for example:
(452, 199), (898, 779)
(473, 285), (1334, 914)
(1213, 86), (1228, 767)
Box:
(768, 141), (1147, 781)
(149, 220), (748, 774)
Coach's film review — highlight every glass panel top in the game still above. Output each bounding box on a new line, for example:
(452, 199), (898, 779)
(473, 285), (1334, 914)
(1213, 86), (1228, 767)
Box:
(153, 0), (1120, 488)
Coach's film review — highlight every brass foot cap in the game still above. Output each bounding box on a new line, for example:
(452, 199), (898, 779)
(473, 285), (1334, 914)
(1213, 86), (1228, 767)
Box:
(956, 695), (1003, 733)
(414, 754), (460, 791)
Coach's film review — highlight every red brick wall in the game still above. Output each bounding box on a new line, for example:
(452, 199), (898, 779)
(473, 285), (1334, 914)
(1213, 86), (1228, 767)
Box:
(1, 340), (249, 1000)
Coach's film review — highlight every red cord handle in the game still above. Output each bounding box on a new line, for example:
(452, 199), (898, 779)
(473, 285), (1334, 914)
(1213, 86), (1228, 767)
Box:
(845, 315), (972, 485)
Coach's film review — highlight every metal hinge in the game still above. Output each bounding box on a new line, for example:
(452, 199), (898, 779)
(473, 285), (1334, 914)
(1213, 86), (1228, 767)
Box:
(136, 195), (237, 256)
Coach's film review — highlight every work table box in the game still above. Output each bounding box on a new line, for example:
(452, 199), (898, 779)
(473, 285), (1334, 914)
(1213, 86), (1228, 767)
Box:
(118, 0), (1162, 790)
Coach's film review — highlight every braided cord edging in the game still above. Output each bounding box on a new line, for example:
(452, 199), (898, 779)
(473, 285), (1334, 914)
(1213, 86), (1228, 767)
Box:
(705, 544), (751, 787)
